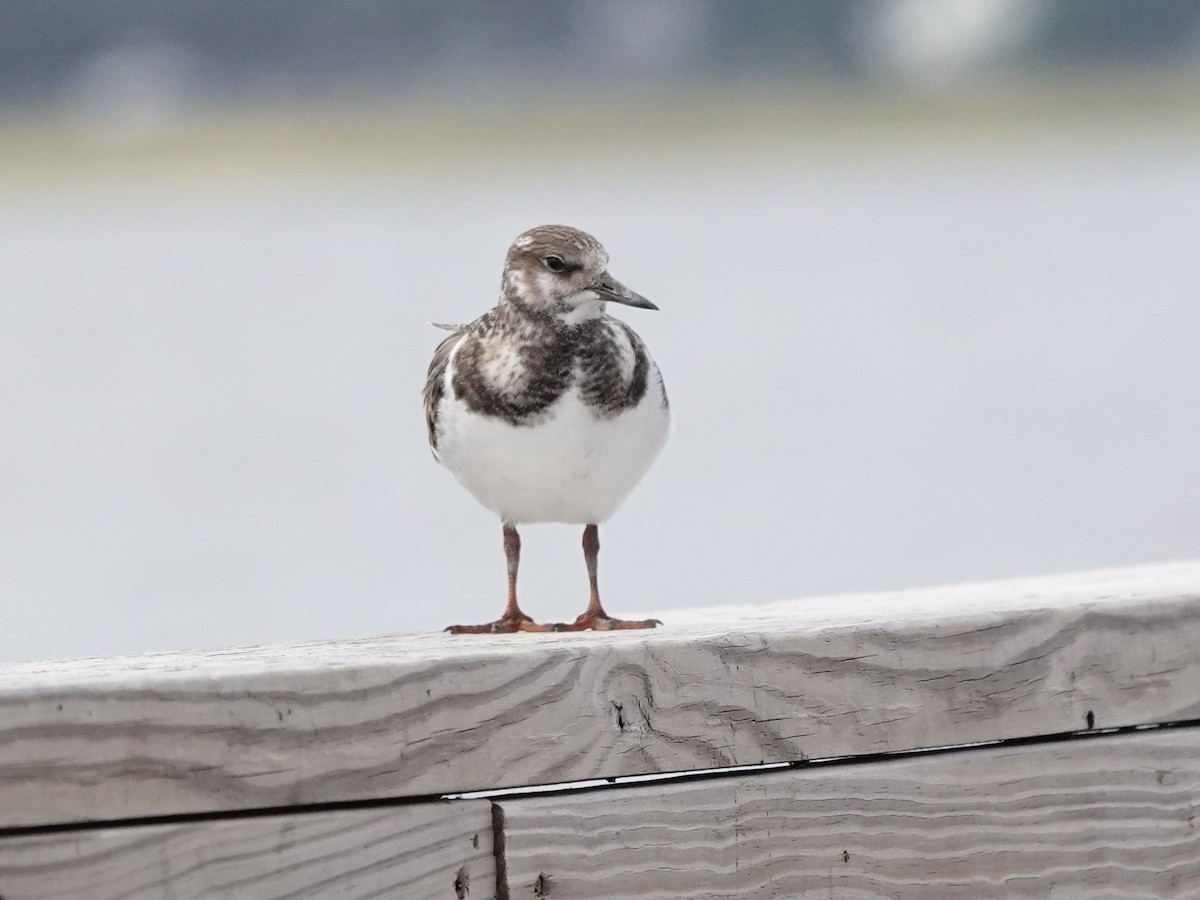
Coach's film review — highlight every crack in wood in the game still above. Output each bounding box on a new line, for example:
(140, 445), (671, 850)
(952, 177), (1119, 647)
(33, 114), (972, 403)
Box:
(491, 802), (509, 900)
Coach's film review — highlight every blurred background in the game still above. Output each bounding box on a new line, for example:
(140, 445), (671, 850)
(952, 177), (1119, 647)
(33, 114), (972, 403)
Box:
(3, 0), (1199, 663)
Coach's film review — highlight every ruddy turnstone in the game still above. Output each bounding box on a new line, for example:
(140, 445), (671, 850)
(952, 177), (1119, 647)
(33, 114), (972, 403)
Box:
(424, 225), (670, 633)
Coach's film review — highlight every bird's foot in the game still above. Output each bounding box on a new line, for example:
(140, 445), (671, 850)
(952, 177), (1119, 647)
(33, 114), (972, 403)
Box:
(551, 613), (662, 632)
(444, 612), (553, 635)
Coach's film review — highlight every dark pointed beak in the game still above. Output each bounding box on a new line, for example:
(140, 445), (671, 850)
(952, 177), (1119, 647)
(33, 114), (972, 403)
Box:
(589, 272), (658, 310)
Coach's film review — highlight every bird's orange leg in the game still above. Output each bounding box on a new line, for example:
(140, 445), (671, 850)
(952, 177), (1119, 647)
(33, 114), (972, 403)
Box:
(552, 524), (661, 631)
(446, 523), (553, 634)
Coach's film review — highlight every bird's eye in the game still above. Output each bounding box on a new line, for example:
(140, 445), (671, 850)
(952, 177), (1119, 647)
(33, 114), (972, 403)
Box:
(544, 256), (566, 273)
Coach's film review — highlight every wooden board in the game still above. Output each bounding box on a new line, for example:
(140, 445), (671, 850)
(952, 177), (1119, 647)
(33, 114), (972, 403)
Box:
(1, 561), (1199, 827)
(497, 728), (1200, 899)
(0, 800), (494, 900)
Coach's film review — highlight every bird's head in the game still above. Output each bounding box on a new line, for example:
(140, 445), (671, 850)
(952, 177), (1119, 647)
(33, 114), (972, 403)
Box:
(500, 225), (657, 323)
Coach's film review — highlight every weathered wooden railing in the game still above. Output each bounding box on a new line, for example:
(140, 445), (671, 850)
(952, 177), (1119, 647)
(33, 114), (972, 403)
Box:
(1, 562), (1199, 898)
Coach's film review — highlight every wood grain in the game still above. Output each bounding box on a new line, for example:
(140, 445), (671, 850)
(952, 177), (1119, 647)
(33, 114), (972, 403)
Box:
(0, 800), (494, 900)
(1, 561), (1198, 828)
(497, 729), (1200, 899)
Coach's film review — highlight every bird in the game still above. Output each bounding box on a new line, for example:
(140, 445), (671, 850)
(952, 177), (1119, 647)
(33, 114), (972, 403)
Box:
(423, 225), (670, 633)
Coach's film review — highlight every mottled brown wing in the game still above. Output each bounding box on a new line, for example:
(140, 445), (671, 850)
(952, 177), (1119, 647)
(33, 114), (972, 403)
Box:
(423, 325), (465, 455)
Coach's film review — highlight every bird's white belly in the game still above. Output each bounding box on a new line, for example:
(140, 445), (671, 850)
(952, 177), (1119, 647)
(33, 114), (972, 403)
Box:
(436, 382), (670, 525)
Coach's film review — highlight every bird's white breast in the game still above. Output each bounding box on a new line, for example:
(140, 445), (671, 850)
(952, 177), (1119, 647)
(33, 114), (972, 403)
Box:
(434, 341), (670, 525)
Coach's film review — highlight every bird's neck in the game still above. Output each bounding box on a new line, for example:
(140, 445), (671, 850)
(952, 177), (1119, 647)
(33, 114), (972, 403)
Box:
(499, 288), (606, 330)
